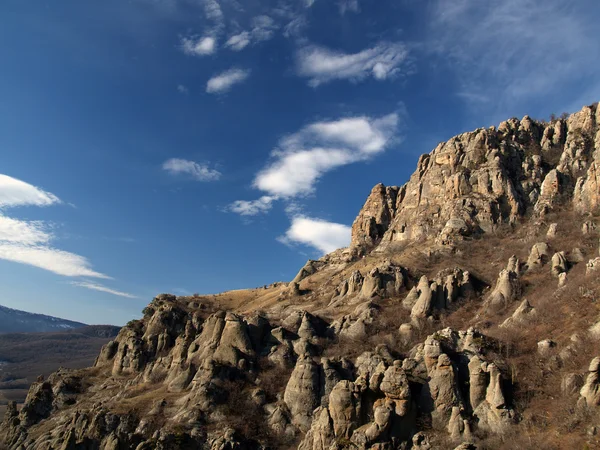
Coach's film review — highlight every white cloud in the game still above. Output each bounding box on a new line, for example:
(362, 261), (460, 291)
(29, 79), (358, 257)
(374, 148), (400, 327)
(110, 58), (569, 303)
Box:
(228, 113), (400, 217)
(202, 0), (224, 24)
(163, 158), (222, 181)
(70, 281), (139, 299)
(279, 216), (350, 254)
(206, 68), (250, 94)
(339, 0), (359, 14)
(255, 148), (352, 198)
(0, 174), (112, 279)
(296, 42), (409, 86)
(250, 15), (278, 42)
(228, 196), (276, 216)
(0, 215), (51, 245)
(225, 31), (251, 51)
(254, 113), (399, 197)
(0, 174), (61, 208)
(0, 243), (109, 278)
(181, 35), (217, 56)
(224, 15), (278, 51)
(177, 84), (189, 94)
(428, 0), (600, 113)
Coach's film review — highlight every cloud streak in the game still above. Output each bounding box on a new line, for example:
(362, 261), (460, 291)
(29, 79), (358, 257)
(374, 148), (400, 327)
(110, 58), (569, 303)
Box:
(229, 113), (399, 216)
(206, 68), (250, 94)
(163, 158), (222, 181)
(0, 174), (109, 279)
(0, 243), (109, 278)
(0, 174), (61, 208)
(296, 42), (409, 86)
(70, 281), (139, 299)
(225, 15), (278, 52)
(428, 0), (600, 113)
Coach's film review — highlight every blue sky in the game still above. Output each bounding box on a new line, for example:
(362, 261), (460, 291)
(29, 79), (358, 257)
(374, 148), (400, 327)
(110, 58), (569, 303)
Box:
(1, 0), (599, 325)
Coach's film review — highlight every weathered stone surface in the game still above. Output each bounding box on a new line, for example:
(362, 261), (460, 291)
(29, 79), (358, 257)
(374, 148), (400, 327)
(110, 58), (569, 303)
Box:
(551, 251), (569, 277)
(284, 355), (321, 431)
(351, 183), (401, 251)
(587, 257), (600, 275)
(485, 259), (521, 312)
(581, 357), (600, 407)
(527, 242), (551, 270)
(500, 299), (537, 328)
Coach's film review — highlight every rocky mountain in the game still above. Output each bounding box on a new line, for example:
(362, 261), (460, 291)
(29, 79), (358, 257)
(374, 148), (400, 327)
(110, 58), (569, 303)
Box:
(0, 305), (86, 334)
(1, 103), (600, 449)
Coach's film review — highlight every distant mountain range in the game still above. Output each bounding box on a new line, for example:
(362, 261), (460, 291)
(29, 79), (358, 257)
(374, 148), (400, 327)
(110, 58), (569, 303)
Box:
(0, 304), (86, 333)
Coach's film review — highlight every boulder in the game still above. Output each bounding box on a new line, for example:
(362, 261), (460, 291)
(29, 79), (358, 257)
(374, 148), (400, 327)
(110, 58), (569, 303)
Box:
(526, 242), (550, 270)
(580, 357), (600, 407)
(587, 258), (600, 275)
(284, 355), (321, 431)
(500, 299), (537, 328)
(551, 251), (568, 277)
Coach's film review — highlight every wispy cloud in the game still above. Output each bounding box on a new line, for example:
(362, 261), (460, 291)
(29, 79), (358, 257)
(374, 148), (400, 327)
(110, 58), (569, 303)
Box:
(228, 112), (400, 217)
(339, 0), (359, 15)
(70, 281), (139, 299)
(0, 174), (61, 208)
(206, 68), (251, 94)
(254, 113), (399, 198)
(0, 243), (109, 278)
(225, 31), (251, 51)
(228, 196), (276, 216)
(278, 216), (350, 254)
(0, 174), (109, 278)
(296, 42), (409, 86)
(177, 84), (189, 94)
(202, 0), (224, 25)
(225, 15), (278, 51)
(181, 35), (217, 56)
(163, 158), (221, 181)
(428, 0), (600, 113)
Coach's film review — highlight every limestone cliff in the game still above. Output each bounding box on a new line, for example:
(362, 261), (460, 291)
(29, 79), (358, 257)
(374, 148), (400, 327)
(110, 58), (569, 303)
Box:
(351, 104), (600, 253)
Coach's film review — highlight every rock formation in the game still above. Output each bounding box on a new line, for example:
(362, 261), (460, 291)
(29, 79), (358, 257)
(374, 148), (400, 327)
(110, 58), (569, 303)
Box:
(2, 102), (600, 450)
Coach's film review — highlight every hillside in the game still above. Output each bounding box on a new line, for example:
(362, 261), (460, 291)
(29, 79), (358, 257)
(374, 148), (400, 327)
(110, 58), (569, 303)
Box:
(0, 326), (120, 418)
(0, 305), (86, 334)
(1, 103), (600, 449)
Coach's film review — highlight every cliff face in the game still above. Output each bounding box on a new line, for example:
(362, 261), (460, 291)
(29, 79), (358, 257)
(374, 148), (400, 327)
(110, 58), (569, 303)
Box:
(351, 104), (600, 253)
(2, 103), (600, 450)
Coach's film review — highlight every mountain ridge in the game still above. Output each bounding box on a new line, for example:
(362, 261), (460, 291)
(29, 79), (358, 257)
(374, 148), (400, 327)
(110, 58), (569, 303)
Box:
(0, 304), (86, 334)
(1, 102), (600, 449)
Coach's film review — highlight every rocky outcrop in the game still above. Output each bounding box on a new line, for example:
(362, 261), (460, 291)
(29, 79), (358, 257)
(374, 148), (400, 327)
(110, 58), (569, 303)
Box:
(330, 302), (379, 339)
(293, 260), (327, 284)
(298, 328), (512, 449)
(551, 251), (569, 277)
(350, 104), (600, 256)
(484, 258), (521, 312)
(407, 269), (475, 320)
(351, 184), (401, 252)
(330, 262), (406, 305)
(500, 299), (537, 328)
(526, 242), (551, 270)
(284, 355), (321, 431)
(587, 257), (600, 275)
(580, 357), (600, 408)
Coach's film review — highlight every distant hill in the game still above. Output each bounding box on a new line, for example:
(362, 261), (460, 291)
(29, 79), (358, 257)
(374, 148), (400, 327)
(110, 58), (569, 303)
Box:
(0, 304), (86, 333)
(0, 325), (120, 415)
